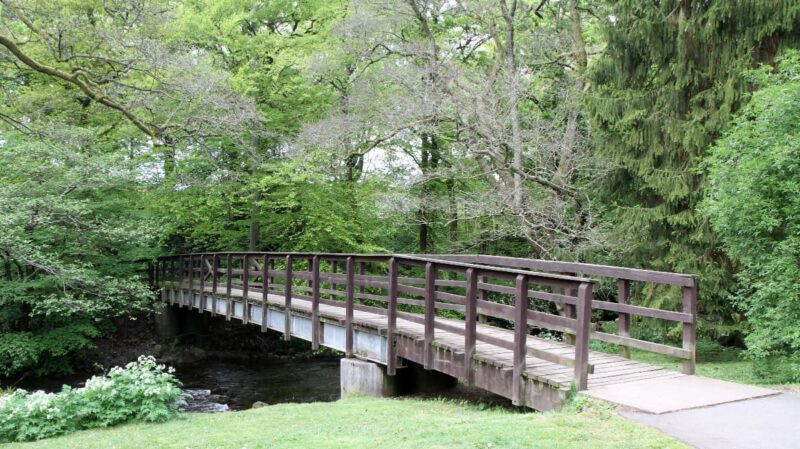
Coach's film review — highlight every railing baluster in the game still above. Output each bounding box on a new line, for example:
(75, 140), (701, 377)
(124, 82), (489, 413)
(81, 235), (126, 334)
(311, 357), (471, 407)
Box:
(387, 257), (398, 375)
(212, 254), (219, 316)
(261, 255), (269, 332)
(242, 254), (250, 324)
(574, 282), (593, 391)
(358, 261), (366, 297)
(284, 255), (293, 340)
(682, 283), (697, 374)
(464, 268), (478, 385)
(199, 254), (206, 312)
(311, 255), (321, 350)
(331, 260), (338, 293)
(188, 255), (195, 308)
(424, 262), (436, 370)
(617, 279), (631, 359)
(151, 261), (157, 290)
(345, 256), (355, 357)
(512, 274), (528, 406)
(178, 255), (185, 307)
(225, 254), (233, 321)
(478, 275), (488, 324)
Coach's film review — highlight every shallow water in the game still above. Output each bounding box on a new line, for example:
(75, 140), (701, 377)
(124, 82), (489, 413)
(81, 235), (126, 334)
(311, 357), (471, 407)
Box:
(174, 357), (342, 411)
(12, 357), (343, 413)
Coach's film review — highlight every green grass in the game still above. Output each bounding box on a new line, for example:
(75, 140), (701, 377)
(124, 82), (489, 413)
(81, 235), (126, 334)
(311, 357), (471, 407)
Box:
(2, 396), (687, 449)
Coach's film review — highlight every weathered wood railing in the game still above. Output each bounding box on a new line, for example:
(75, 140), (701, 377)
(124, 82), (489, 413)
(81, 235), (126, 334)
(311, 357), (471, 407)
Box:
(426, 254), (698, 374)
(148, 252), (598, 396)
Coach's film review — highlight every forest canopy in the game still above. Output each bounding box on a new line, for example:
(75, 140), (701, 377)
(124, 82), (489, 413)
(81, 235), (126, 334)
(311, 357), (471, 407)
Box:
(1, 0), (800, 378)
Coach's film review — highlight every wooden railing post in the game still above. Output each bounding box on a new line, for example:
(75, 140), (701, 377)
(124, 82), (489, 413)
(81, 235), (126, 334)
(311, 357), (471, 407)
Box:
(284, 255), (293, 341)
(178, 255), (185, 307)
(424, 262), (436, 370)
(682, 282), (697, 374)
(331, 260), (338, 293)
(242, 254), (250, 324)
(199, 254), (207, 312)
(617, 279), (631, 359)
(387, 257), (398, 375)
(345, 256), (355, 357)
(512, 274), (528, 406)
(188, 255), (195, 308)
(261, 255), (269, 332)
(212, 254), (219, 316)
(225, 254), (233, 321)
(358, 261), (366, 296)
(478, 275), (488, 324)
(311, 255), (321, 350)
(574, 282), (593, 391)
(149, 261), (155, 287)
(464, 268), (478, 385)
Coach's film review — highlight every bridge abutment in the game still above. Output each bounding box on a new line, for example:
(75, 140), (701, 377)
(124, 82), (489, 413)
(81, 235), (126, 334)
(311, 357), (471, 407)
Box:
(155, 303), (208, 341)
(340, 358), (457, 399)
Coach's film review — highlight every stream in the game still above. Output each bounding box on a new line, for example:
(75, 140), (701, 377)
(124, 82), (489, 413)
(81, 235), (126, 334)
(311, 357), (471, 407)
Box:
(14, 357), (343, 413)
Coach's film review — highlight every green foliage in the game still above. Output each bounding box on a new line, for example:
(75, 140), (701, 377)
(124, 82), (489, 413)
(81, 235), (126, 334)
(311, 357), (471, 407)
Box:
(587, 0), (800, 336)
(0, 356), (186, 443)
(703, 51), (800, 360)
(0, 324), (99, 378)
(0, 132), (156, 377)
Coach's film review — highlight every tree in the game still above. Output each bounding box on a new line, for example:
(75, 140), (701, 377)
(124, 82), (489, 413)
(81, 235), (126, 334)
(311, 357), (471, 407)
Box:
(587, 0), (800, 334)
(703, 51), (800, 363)
(299, 0), (603, 258)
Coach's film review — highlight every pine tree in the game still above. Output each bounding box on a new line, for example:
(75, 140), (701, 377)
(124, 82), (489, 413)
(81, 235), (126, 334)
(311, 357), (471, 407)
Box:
(587, 0), (800, 334)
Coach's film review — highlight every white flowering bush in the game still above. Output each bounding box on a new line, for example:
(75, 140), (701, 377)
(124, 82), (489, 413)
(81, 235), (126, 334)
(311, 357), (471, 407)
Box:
(0, 356), (186, 443)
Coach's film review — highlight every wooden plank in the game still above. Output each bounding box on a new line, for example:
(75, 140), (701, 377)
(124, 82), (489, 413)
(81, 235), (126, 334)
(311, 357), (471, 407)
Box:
(424, 262), (436, 370)
(592, 299), (692, 323)
(225, 254), (233, 321)
(199, 255), (206, 312)
(590, 331), (692, 359)
(573, 282), (593, 390)
(311, 255), (321, 350)
(261, 255), (269, 332)
(617, 279), (631, 358)
(464, 268), (477, 385)
(427, 254), (695, 286)
(387, 257), (398, 375)
(284, 255), (293, 341)
(242, 254), (250, 324)
(345, 257), (354, 357)
(512, 275), (528, 406)
(211, 255), (219, 316)
(682, 284), (697, 374)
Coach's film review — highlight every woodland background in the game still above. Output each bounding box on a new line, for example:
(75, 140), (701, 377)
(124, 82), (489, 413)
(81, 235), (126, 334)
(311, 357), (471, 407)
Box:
(1, 0), (799, 379)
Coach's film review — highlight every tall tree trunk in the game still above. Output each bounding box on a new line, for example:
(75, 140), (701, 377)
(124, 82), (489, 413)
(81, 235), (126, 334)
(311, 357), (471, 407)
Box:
(249, 192), (260, 251)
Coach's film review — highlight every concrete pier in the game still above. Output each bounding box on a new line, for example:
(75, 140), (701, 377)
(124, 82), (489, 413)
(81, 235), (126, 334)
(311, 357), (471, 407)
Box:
(340, 358), (457, 398)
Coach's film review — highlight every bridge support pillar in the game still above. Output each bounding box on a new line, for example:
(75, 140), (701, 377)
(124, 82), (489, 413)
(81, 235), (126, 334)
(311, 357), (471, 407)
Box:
(154, 302), (208, 341)
(155, 304), (181, 341)
(340, 359), (457, 399)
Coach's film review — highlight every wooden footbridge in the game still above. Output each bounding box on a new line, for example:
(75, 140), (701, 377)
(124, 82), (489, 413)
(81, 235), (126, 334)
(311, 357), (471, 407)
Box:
(147, 252), (698, 411)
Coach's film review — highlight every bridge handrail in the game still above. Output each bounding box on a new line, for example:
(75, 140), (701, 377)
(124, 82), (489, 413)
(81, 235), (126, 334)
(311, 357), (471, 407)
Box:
(423, 254), (698, 374)
(144, 252), (597, 396)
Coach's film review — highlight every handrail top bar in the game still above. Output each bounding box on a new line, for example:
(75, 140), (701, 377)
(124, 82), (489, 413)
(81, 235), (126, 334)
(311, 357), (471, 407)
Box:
(147, 252), (597, 284)
(423, 254), (696, 287)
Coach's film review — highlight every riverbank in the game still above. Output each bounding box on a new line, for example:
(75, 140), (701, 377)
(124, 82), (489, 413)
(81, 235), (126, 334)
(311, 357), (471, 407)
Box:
(3, 396), (686, 449)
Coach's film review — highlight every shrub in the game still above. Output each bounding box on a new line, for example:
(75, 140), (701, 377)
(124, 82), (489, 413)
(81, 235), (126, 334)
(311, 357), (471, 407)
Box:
(703, 50), (800, 361)
(0, 356), (186, 443)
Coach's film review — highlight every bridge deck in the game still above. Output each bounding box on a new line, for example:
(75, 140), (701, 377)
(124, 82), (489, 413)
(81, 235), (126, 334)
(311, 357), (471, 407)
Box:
(167, 281), (680, 395)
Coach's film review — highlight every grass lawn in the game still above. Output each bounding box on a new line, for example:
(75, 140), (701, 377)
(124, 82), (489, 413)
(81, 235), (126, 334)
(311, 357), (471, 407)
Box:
(2, 396), (687, 449)
(625, 346), (799, 388)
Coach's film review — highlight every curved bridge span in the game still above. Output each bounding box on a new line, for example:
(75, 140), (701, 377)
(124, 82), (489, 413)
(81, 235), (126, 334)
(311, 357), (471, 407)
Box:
(147, 252), (698, 411)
